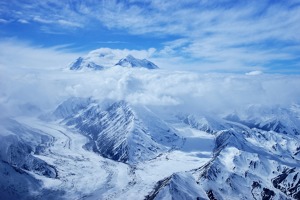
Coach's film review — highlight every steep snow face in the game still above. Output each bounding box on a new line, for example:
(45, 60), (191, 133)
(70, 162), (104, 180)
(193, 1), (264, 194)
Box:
(53, 98), (182, 164)
(69, 57), (104, 70)
(115, 55), (159, 69)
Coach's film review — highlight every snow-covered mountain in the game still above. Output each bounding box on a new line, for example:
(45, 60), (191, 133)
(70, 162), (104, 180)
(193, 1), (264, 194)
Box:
(146, 107), (300, 200)
(69, 57), (104, 70)
(69, 49), (158, 70)
(52, 98), (181, 164)
(115, 55), (158, 69)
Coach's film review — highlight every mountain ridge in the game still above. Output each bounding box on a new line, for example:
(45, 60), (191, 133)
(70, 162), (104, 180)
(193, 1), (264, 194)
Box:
(69, 51), (158, 71)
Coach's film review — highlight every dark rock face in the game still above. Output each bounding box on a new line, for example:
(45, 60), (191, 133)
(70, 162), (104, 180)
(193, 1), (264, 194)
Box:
(261, 188), (275, 200)
(272, 168), (300, 199)
(206, 190), (217, 200)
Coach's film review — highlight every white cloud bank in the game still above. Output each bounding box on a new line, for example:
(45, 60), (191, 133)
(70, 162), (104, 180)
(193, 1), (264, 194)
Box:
(1, 64), (300, 118)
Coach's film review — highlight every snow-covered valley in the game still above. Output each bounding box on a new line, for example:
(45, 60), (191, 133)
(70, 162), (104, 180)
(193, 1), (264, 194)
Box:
(1, 114), (215, 199)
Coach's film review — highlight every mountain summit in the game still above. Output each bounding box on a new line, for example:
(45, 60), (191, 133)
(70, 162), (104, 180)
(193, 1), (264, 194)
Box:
(69, 57), (104, 70)
(69, 49), (158, 70)
(115, 55), (159, 69)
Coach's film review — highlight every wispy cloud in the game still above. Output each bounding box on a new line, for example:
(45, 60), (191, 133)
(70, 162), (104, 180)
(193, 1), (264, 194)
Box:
(97, 41), (128, 44)
(17, 19), (29, 24)
(0, 39), (81, 70)
(57, 19), (82, 28)
(97, 0), (300, 72)
(0, 18), (9, 24)
(33, 16), (53, 24)
(33, 16), (82, 28)
(1, 1), (85, 30)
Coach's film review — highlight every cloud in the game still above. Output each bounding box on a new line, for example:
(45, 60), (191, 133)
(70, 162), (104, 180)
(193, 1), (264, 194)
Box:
(33, 16), (82, 28)
(0, 18), (9, 23)
(17, 19), (29, 24)
(245, 71), (263, 76)
(57, 20), (82, 28)
(33, 16), (53, 24)
(1, 1), (86, 30)
(0, 39), (81, 70)
(97, 41), (128, 44)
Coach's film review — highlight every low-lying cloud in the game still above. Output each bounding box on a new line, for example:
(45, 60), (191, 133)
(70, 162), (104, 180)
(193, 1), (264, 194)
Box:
(1, 64), (300, 118)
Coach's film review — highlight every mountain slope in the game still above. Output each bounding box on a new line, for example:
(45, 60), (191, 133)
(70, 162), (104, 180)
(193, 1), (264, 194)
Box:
(0, 118), (57, 178)
(147, 122), (300, 200)
(0, 118), (61, 199)
(53, 98), (182, 164)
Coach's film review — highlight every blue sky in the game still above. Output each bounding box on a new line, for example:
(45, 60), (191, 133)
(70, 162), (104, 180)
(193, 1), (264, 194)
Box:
(0, 0), (300, 73)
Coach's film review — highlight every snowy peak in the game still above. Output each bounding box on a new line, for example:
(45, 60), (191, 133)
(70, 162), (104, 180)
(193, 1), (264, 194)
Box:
(115, 55), (159, 69)
(68, 49), (159, 71)
(69, 57), (104, 70)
